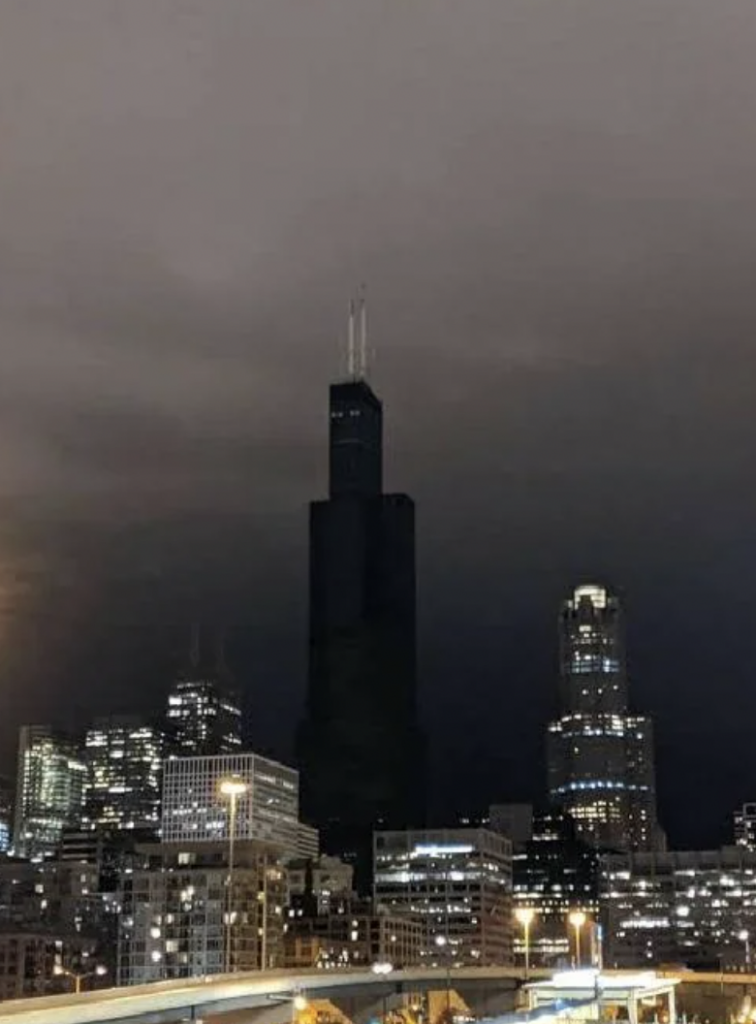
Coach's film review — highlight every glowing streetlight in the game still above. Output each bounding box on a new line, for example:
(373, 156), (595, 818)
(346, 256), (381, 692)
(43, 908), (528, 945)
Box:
(54, 964), (107, 995)
(739, 930), (752, 972)
(568, 910), (587, 968)
(293, 993), (308, 1012)
(514, 907), (536, 978)
(436, 934), (452, 1014)
(219, 776), (249, 974)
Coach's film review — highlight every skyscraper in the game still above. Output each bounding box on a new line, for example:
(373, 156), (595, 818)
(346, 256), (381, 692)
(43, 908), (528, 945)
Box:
(298, 313), (424, 881)
(165, 625), (242, 756)
(83, 716), (163, 834)
(13, 726), (87, 860)
(547, 584), (661, 852)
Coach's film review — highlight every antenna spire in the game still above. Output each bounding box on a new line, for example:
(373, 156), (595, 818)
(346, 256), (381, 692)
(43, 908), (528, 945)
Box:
(347, 300), (356, 379)
(359, 284), (368, 379)
(190, 622), (200, 668)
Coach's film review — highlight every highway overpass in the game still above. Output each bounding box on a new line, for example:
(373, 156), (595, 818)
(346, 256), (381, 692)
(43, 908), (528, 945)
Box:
(1, 965), (755, 1024)
(0, 966), (535, 1024)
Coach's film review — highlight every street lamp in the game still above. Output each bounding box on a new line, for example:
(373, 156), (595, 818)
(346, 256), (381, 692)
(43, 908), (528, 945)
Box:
(219, 776), (249, 974)
(514, 907), (536, 979)
(568, 911), (587, 969)
(54, 964), (107, 995)
(436, 935), (451, 1017)
(739, 930), (752, 972)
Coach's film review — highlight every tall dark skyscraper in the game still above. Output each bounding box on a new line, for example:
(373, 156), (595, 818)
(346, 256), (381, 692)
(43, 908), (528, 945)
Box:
(298, 323), (424, 882)
(547, 584), (662, 852)
(166, 626), (242, 757)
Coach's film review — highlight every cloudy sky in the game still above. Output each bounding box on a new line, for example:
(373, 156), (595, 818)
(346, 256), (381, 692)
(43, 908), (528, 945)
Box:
(0, 0), (755, 844)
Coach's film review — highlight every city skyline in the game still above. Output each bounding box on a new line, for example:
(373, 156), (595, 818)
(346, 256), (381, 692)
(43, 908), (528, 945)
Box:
(0, 2), (755, 854)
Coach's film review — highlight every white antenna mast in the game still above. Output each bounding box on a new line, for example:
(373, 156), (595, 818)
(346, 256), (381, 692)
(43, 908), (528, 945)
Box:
(359, 284), (368, 379)
(347, 299), (356, 378)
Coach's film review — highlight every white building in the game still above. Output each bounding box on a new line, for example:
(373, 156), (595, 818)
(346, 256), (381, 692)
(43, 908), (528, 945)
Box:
(161, 753), (317, 859)
(373, 828), (513, 965)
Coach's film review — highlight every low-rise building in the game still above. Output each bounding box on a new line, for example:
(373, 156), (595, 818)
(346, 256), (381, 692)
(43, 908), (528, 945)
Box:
(601, 846), (756, 969)
(284, 897), (422, 969)
(373, 828), (513, 965)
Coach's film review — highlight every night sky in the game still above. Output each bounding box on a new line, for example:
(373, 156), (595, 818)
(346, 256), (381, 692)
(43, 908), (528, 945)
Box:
(0, 1), (755, 849)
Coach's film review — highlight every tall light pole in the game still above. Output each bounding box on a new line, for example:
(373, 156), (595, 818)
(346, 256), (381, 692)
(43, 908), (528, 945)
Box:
(740, 930), (752, 973)
(435, 935), (451, 1017)
(514, 908), (536, 979)
(220, 776), (248, 974)
(54, 964), (107, 995)
(568, 911), (587, 969)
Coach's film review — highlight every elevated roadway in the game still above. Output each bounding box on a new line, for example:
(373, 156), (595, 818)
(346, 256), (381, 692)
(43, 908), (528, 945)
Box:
(1, 965), (756, 1024)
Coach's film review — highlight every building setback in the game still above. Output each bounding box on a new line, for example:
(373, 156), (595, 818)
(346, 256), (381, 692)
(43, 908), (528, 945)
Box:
(13, 726), (87, 860)
(547, 585), (661, 852)
(600, 846), (756, 970)
(298, 354), (425, 883)
(373, 828), (513, 966)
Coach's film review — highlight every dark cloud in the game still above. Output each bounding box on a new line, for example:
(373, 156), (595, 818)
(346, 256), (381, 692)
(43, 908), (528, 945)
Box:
(0, 0), (754, 843)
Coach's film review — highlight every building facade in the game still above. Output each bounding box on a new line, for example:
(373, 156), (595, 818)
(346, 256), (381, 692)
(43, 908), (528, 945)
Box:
(601, 846), (756, 970)
(13, 726), (87, 860)
(735, 803), (756, 851)
(0, 775), (12, 853)
(166, 626), (242, 757)
(373, 828), (513, 965)
(298, 365), (425, 882)
(286, 855), (354, 915)
(512, 811), (599, 967)
(83, 717), (163, 834)
(118, 841), (286, 983)
(161, 752), (311, 859)
(547, 585), (661, 852)
(284, 897), (422, 969)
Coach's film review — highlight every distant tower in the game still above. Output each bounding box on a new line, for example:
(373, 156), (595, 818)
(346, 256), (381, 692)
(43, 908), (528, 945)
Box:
(13, 726), (87, 859)
(547, 584), (662, 851)
(298, 301), (425, 887)
(166, 626), (242, 756)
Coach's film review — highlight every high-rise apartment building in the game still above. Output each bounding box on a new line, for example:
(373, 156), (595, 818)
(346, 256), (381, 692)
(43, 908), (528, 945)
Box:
(83, 716), (163, 834)
(161, 752), (316, 859)
(13, 726), (87, 860)
(547, 585), (661, 852)
(373, 828), (513, 965)
(166, 626), (242, 757)
(298, 338), (424, 880)
(118, 841), (287, 983)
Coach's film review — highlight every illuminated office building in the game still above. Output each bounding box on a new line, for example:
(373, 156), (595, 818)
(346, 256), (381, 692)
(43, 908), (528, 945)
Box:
(12, 726), (87, 860)
(735, 803), (756, 850)
(83, 716), (163, 833)
(0, 777), (12, 854)
(547, 585), (661, 852)
(166, 626), (242, 757)
(161, 752), (317, 859)
(373, 828), (513, 965)
(601, 846), (756, 970)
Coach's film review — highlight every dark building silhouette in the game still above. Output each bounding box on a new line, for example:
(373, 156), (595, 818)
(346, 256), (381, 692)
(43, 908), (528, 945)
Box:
(298, 343), (424, 886)
(513, 810), (599, 967)
(165, 626), (242, 757)
(547, 584), (662, 852)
